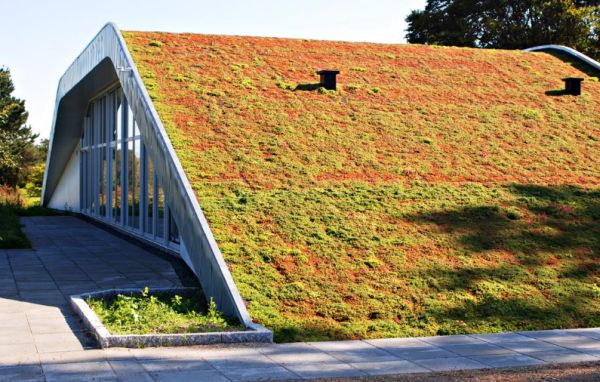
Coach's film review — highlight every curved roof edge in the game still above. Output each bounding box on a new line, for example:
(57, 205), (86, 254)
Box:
(525, 44), (600, 72)
(41, 22), (255, 327)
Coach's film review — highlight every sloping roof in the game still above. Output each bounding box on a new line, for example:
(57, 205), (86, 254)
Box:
(123, 31), (600, 341)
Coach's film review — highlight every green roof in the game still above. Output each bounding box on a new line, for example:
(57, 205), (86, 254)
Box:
(123, 31), (600, 341)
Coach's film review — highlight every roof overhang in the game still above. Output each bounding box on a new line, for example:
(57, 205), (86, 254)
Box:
(42, 23), (255, 327)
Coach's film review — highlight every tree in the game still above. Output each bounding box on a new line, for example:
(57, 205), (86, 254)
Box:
(0, 68), (37, 188)
(406, 0), (600, 59)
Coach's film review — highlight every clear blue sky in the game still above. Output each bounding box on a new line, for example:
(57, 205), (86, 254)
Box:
(0, 0), (425, 140)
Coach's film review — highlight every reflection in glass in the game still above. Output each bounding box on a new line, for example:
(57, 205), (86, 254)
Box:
(156, 184), (164, 239)
(146, 153), (154, 235)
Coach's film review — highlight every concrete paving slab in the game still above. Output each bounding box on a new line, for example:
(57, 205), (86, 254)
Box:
(499, 340), (570, 353)
(109, 360), (154, 382)
(471, 354), (546, 368)
(284, 361), (366, 379)
(38, 349), (106, 364)
(472, 332), (539, 344)
(139, 358), (213, 372)
(567, 328), (600, 340)
(308, 340), (398, 362)
(528, 350), (599, 363)
(34, 332), (85, 353)
(0, 365), (43, 382)
(413, 356), (489, 371)
(438, 342), (515, 356)
(0, 344), (39, 367)
(222, 366), (300, 381)
(208, 354), (279, 370)
(364, 338), (435, 353)
(150, 369), (229, 382)
(16, 281), (59, 291)
(0, 332), (35, 346)
(261, 343), (339, 364)
(42, 361), (117, 382)
(384, 347), (458, 360)
(421, 335), (486, 346)
(28, 316), (82, 335)
(349, 359), (430, 376)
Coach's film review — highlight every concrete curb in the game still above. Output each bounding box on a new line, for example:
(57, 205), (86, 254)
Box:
(70, 287), (272, 348)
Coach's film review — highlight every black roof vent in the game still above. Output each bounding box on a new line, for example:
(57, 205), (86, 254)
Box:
(317, 70), (340, 90)
(563, 77), (584, 96)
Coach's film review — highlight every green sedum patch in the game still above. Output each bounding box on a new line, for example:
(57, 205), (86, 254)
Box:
(87, 288), (243, 335)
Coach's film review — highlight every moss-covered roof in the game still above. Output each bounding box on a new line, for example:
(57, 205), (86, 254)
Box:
(123, 31), (600, 342)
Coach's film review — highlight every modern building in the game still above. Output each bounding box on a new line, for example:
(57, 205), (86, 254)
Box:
(43, 23), (600, 339)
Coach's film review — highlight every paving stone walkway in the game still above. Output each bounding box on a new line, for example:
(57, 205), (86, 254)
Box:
(0, 216), (598, 381)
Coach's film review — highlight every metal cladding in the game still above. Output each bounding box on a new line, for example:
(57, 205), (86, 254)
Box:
(317, 70), (340, 90)
(41, 23), (253, 326)
(525, 44), (600, 73)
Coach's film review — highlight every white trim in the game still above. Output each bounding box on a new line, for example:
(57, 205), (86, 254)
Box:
(42, 23), (253, 325)
(525, 45), (600, 72)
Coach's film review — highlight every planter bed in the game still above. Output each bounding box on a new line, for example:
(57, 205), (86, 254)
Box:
(70, 287), (272, 348)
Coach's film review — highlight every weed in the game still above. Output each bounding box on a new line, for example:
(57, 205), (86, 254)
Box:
(86, 287), (242, 334)
(148, 41), (163, 47)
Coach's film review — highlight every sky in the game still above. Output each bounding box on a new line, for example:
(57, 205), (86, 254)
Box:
(0, 0), (426, 140)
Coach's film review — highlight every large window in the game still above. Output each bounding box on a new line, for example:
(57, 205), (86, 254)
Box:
(79, 86), (181, 249)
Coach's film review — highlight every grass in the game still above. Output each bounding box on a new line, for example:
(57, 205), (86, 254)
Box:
(86, 287), (243, 335)
(122, 31), (600, 342)
(0, 186), (63, 249)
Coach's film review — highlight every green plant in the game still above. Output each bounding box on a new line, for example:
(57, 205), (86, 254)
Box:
(86, 288), (239, 334)
(149, 41), (163, 47)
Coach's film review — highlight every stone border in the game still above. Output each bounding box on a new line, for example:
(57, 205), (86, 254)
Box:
(70, 288), (272, 348)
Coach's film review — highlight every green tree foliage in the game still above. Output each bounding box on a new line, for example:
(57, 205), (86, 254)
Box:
(406, 0), (600, 59)
(0, 68), (38, 188)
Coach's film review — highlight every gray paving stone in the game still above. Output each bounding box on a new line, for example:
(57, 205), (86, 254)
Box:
(413, 356), (489, 371)
(0, 331), (35, 346)
(261, 343), (338, 364)
(567, 328), (600, 340)
(34, 332), (85, 353)
(109, 360), (154, 382)
(499, 340), (569, 354)
(284, 362), (366, 379)
(308, 340), (398, 362)
(439, 342), (515, 356)
(365, 337), (435, 351)
(421, 335), (485, 346)
(16, 281), (58, 291)
(209, 354), (279, 370)
(42, 361), (117, 382)
(350, 359), (430, 376)
(385, 347), (458, 360)
(471, 354), (546, 368)
(0, 365), (43, 382)
(0, 344), (39, 367)
(150, 369), (229, 382)
(38, 349), (106, 364)
(472, 332), (538, 344)
(28, 316), (82, 335)
(528, 350), (599, 363)
(222, 366), (300, 381)
(139, 358), (213, 372)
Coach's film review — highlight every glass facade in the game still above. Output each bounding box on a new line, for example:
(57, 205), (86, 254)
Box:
(79, 87), (180, 248)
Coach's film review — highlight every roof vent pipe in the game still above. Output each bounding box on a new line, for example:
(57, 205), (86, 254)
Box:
(563, 77), (584, 96)
(317, 70), (340, 90)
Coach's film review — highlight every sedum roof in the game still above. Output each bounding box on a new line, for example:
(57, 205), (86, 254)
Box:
(123, 31), (600, 341)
